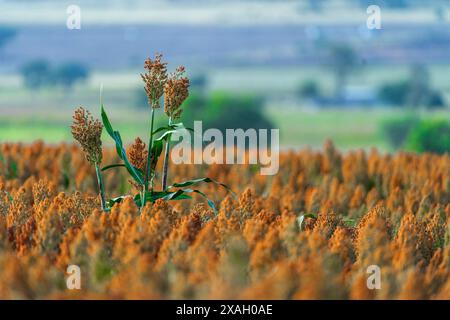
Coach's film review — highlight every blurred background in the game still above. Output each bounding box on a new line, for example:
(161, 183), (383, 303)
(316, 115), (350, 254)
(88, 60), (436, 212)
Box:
(0, 0), (449, 153)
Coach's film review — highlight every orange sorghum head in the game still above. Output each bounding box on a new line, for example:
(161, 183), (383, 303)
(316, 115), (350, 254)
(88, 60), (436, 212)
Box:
(141, 53), (168, 109)
(127, 137), (148, 172)
(164, 66), (190, 119)
(71, 107), (103, 165)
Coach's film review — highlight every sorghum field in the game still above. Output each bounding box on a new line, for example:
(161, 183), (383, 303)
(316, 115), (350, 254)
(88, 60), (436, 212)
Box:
(0, 140), (448, 299)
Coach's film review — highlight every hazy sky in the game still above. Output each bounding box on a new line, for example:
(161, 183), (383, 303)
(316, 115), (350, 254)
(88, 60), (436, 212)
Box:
(0, 0), (448, 26)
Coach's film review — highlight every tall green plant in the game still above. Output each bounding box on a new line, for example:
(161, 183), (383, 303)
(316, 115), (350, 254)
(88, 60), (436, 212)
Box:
(71, 54), (236, 213)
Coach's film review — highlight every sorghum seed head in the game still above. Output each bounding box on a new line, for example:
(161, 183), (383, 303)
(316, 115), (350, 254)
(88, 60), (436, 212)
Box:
(71, 107), (103, 164)
(164, 65), (190, 120)
(127, 137), (148, 172)
(141, 53), (168, 109)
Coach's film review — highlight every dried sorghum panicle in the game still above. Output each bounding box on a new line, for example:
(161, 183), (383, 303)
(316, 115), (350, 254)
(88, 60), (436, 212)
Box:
(141, 53), (168, 108)
(155, 212), (202, 270)
(164, 66), (190, 119)
(329, 226), (355, 265)
(71, 107), (103, 164)
(32, 179), (55, 205)
(127, 137), (148, 172)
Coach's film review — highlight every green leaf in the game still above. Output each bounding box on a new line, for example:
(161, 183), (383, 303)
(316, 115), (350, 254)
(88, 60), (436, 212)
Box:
(172, 122), (194, 132)
(62, 172), (70, 190)
(168, 177), (237, 200)
(100, 105), (144, 185)
(108, 195), (129, 207)
(111, 188), (215, 213)
(181, 188), (217, 213)
(115, 132), (144, 185)
(342, 217), (357, 228)
(0, 152), (18, 179)
(150, 188), (217, 213)
(162, 189), (186, 201)
(155, 130), (176, 142)
(101, 164), (126, 172)
(112, 131), (124, 160)
(152, 123), (194, 137)
(150, 139), (164, 171)
(7, 160), (17, 180)
(157, 190), (192, 201)
(101, 104), (114, 137)
(167, 192), (192, 200)
(152, 126), (173, 136)
(134, 190), (192, 207)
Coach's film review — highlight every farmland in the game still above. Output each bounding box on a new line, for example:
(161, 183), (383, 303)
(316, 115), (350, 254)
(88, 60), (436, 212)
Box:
(0, 0), (449, 302)
(0, 142), (448, 298)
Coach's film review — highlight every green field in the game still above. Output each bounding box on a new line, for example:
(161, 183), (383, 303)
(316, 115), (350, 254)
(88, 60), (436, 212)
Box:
(270, 108), (450, 150)
(0, 106), (448, 152)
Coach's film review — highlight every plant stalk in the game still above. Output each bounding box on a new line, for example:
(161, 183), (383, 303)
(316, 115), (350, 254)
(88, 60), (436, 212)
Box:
(161, 117), (172, 191)
(140, 184), (146, 212)
(95, 163), (107, 211)
(143, 107), (156, 207)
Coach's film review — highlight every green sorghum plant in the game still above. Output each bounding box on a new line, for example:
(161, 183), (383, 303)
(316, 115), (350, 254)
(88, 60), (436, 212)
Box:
(71, 54), (235, 212)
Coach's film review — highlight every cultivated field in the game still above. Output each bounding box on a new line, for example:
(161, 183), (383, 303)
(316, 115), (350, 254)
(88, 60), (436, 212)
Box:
(0, 141), (448, 299)
(1, 0), (449, 302)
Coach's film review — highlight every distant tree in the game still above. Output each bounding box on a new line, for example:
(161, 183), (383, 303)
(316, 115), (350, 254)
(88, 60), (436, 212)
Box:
(54, 62), (89, 88)
(380, 115), (420, 149)
(328, 44), (359, 99)
(406, 64), (431, 108)
(0, 27), (16, 51)
(427, 91), (445, 109)
(378, 65), (445, 109)
(190, 73), (208, 93)
(297, 80), (321, 100)
(379, 80), (410, 106)
(190, 73), (207, 88)
(20, 60), (53, 90)
(182, 91), (273, 137)
(206, 93), (273, 132)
